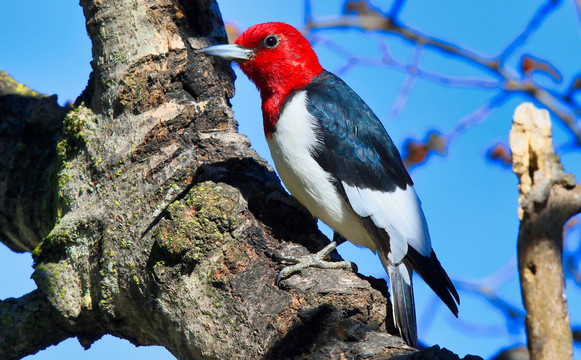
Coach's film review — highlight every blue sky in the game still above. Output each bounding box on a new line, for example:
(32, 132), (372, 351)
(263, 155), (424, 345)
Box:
(1, 1), (580, 359)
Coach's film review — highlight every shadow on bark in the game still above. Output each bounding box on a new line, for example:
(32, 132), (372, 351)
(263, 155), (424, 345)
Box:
(0, 86), (68, 253)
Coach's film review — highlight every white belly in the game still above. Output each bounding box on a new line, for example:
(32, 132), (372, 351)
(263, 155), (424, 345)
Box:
(266, 91), (375, 251)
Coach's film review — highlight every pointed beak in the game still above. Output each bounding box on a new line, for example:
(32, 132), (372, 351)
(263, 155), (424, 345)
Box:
(199, 44), (254, 61)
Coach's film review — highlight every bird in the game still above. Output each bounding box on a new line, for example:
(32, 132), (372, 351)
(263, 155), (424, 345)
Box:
(200, 22), (459, 348)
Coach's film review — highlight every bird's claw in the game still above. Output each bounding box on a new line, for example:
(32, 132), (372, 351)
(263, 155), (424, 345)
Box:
(275, 240), (354, 285)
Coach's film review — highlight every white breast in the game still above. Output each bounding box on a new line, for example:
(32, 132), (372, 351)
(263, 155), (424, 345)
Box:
(266, 91), (375, 251)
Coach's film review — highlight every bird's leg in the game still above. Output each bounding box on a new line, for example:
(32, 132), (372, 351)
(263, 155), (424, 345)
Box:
(275, 233), (355, 285)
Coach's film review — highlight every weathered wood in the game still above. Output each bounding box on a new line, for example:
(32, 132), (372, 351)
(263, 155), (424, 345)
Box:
(510, 103), (580, 360)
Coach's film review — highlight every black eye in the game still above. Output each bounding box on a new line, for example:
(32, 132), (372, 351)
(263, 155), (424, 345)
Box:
(263, 35), (279, 49)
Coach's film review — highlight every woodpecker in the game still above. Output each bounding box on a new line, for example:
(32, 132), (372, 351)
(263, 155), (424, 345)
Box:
(200, 22), (459, 347)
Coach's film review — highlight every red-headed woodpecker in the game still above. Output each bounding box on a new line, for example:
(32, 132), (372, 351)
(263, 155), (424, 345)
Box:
(200, 22), (459, 347)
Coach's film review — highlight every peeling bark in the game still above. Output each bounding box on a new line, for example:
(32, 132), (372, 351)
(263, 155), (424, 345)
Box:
(0, 0), (482, 359)
(510, 103), (580, 360)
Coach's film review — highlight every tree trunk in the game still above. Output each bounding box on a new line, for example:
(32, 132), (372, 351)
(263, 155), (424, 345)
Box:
(510, 103), (580, 360)
(0, 1), (481, 359)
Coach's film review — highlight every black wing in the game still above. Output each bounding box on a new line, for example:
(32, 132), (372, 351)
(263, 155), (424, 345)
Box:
(304, 70), (412, 193)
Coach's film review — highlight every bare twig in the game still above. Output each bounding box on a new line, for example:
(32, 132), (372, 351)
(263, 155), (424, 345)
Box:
(454, 280), (525, 326)
(419, 258), (525, 338)
(387, 0), (405, 19)
(499, 0), (560, 61)
(389, 44), (423, 119)
(310, 35), (500, 89)
(302, 0), (581, 146)
(448, 94), (509, 143)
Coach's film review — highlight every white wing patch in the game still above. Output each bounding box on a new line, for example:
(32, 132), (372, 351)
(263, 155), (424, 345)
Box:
(342, 182), (432, 263)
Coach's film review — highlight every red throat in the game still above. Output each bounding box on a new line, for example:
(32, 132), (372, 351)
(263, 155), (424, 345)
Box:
(234, 23), (324, 138)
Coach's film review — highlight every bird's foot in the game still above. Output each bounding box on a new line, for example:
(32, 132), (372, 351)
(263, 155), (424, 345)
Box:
(275, 240), (355, 285)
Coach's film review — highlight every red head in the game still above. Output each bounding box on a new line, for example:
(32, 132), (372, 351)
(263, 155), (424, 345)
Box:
(201, 22), (324, 137)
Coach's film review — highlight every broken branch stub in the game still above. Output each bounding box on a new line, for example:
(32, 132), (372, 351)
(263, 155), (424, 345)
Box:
(510, 102), (580, 360)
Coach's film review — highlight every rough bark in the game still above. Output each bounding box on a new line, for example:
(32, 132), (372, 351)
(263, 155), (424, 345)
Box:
(0, 71), (68, 253)
(0, 0), (481, 359)
(510, 103), (580, 360)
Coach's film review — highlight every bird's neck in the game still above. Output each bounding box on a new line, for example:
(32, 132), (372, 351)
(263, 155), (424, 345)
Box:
(261, 91), (285, 138)
(258, 67), (323, 138)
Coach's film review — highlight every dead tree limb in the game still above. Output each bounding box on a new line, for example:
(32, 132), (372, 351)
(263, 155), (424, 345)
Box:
(510, 103), (580, 360)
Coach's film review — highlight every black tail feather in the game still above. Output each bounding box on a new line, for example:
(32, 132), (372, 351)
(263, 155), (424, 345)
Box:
(388, 263), (418, 348)
(405, 247), (459, 316)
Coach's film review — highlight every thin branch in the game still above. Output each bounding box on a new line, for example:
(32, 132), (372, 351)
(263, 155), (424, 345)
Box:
(454, 280), (526, 325)
(387, 0), (405, 20)
(389, 44), (423, 119)
(304, 0), (313, 26)
(302, 0), (581, 146)
(499, 0), (561, 61)
(420, 270), (525, 338)
(303, 16), (503, 77)
(390, 71), (418, 120)
(447, 93), (509, 143)
(313, 36), (500, 89)
(451, 257), (525, 333)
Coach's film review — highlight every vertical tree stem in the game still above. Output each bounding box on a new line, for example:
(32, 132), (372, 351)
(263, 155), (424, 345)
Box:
(510, 103), (579, 360)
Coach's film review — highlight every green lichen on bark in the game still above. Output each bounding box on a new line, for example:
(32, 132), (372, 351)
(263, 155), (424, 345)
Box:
(32, 260), (83, 320)
(32, 217), (101, 264)
(56, 104), (90, 161)
(32, 226), (72, 263)
(0, 70), (41, 97)
(31, 216), (101, 325)
(152, 181), (243, 264)
(52, 105), (88, 220)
